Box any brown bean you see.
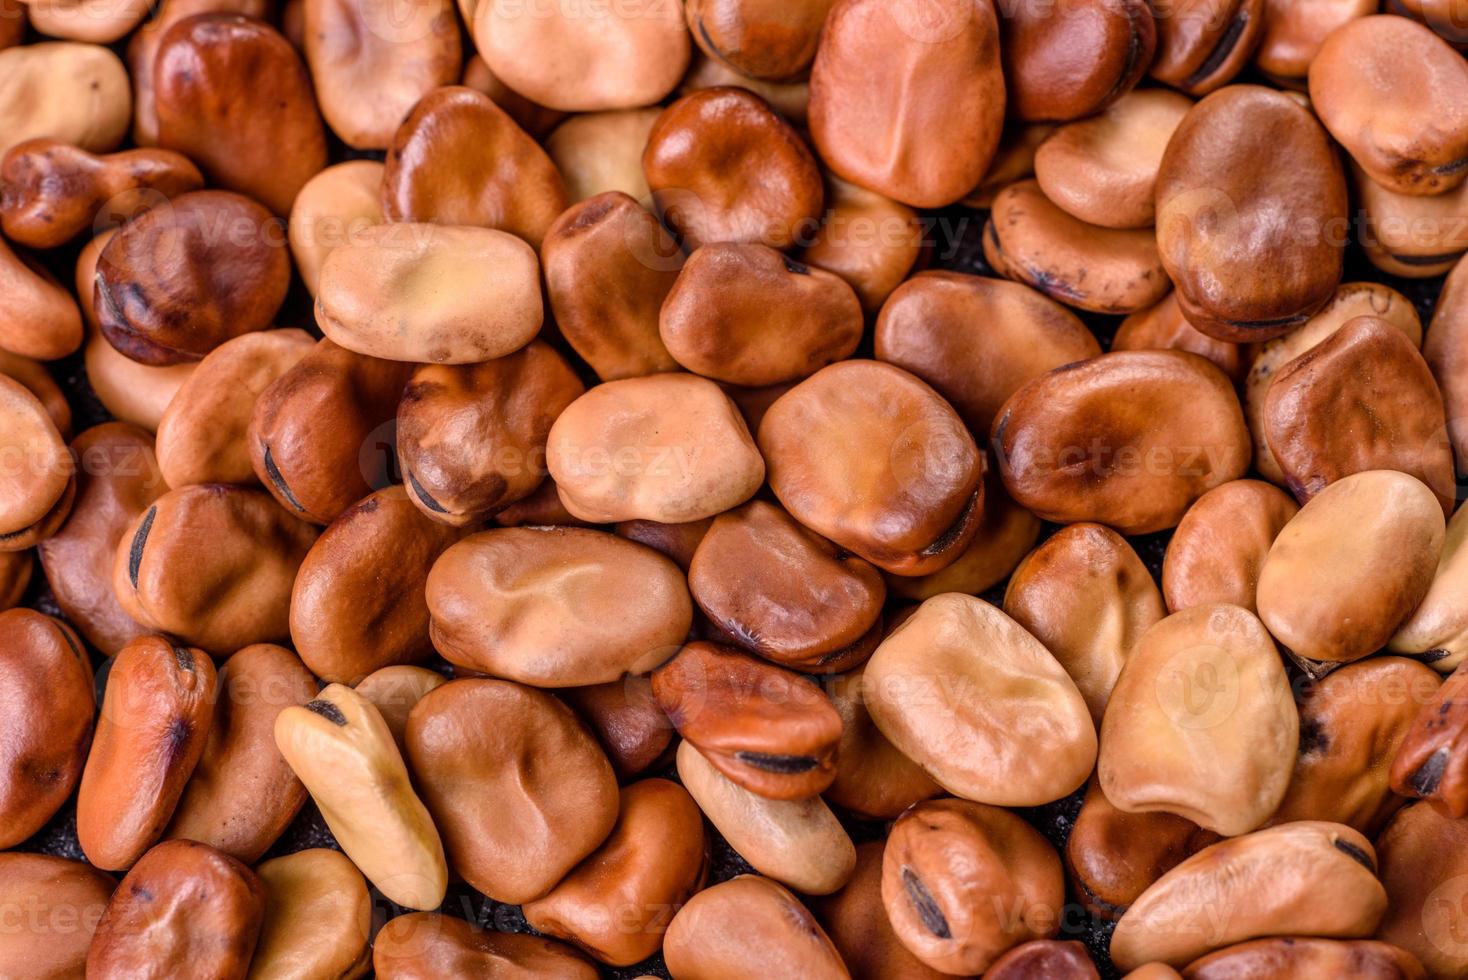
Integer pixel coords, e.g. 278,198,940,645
653,641,843,799
250,849,372,980
354,665,446,753
1066,776,1221,920
382,86,568,250
473,0,689,112
1267,657,1437,834
560,676,676,780
155,329,315,488
248,338,413,525
86,839,264,980
25,0,149,46
988,941,1101,979
1184,938,1425,979
823,666,943,821
663,874,849,979
523,778,708,966
154,15,326,215
548,373,765,524
1264,316,1455,512
113,485,318,654
0,42,130,158
681,50,811,124
95,190,289,366
993,350,1250,534
811,840,951,980
458,54,567,138
0,348,71,438
799,176,923,315
164,643,315,861
546,108,660,204
1005,523,1165,724
0,375,74,553
1248,281,1422,483
1257,470,1444,665
809,0,1004,207
1355,161,1468,278
615,517,712,572
0,853,114,979
0,549,29,611
396,342,584,525
76,636,217,870
541,191,683,382
1100,604,1297,836
287,160,384,296
374,913,598,980
1162,479,1298,614
1390,502,1468,672
0,139,202,249
275,684,447,910
316,223,544,364
760,360,984,575
1000,0,1156,122
865,593,1096,806
685,0,832,80
1149,0,1265,94
289,488,461,684
0,609,93,849
689,501,884,671
875,271,1101,435
1374,802,1468,978
303,0,459,149
427,527,691,686
661,243,862,386
1255,0,1375,86
0,232,82,360
983,179,1169,314
491,475,597,528
1389,660,1468,816
883,798,1064,975
1310,15,1468,195
964,122,1052,208
676,740,855,894
1155,85,1346,341
1113,292,1246,382
644,87,823,251
1423,258,1468,477
36,423,163,654
1110,822,1386,970
405,678,619,903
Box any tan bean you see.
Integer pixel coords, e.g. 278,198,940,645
1424,257,1468,477
663,874,850,979
0,232,82,361
799,176,923,314
1162,480,1298,614
353,665,445,754
0,853,114,979
1113,292,1245,383
0,42,130,157
1374,802,1468,978
373,913,598,979
1183,938,1425,979
1391,502,1468,672
249,849,372,980
545,108,659,204
1355,160,1468,278
287,160,384,296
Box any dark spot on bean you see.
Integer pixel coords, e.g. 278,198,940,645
1182,7,1250,90
735,751,819,774
407,469,450,515
920,489,979,557
173,646,194,672
262,445,308,513
783,257,810,275
305,699,348,726
902,867,952,939
1333,838,1376,872
128,506,156,589
1298,717,1329,755
1409,746,1450,796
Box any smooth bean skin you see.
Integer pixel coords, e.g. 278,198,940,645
0,609,93,849
864,593,1096,807
1099,604,1297,836
291,488,463,684
882,798,1064,975
404,678,619,904
684,0,833,79
1374,802,1468,978
545,108,659,204
86,839,264,980
1162,480,1298,614
1066,776,1220,920
1155,85,1346,342
523,779,708,966
1356,161,1468,278
824,666,943,821
287,160,384,296
1149,0,1264,94
0,853,115,980
1004,523,1165,725
1001,0,1156,123
759,360,984,576
809,0,1005,208
0,234,82,362
112,485,318,654
875,271,1101,436
561,676,676,780
993,350,1250,535
249,849,372,980
1391,502,1468,673
153,15,326,216
36,422,163,655
0,374,74,550
662,875,850,980
1183,939,1425,979
164,643,315,862
812,841,952,980
1269,657,1437,834
1257,470,1444,665
427,527,692,686
374,913,598,980
1255,0,1375,85
677,740,856,895
353,665,446,753
1428,257,1468,477
1111,822,1386,970
800,176,923,315
1113,292,1245,383
0,42,130,158
274,684,447,911
0,550,28,612
547,373,765,525
653,641,843,799
76,637,216,871
396,342,584,526
0,349,71,438
988,941,1101,979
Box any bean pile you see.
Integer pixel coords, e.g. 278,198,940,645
1,0,1468,977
